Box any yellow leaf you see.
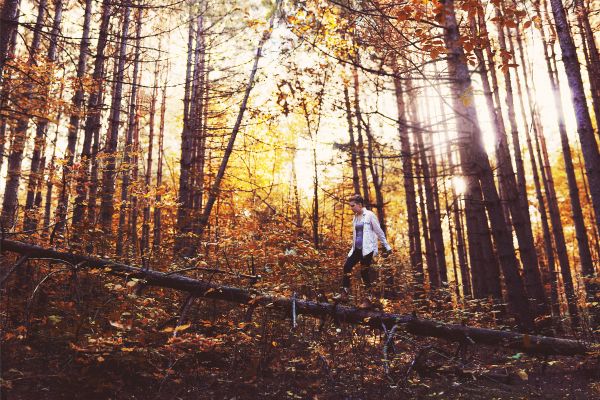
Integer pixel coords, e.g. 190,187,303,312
175,323,191,332
517,369,528,381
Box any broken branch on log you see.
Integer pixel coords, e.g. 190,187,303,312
0,239,596,356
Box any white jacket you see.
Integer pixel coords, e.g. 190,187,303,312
348,209,391,257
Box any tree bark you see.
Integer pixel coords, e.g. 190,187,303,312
116,8,142,256
71,0,111,241
512,21,561,319
473,9,548,316
0,0,20,79
343,81,361,196
53,0,94,235
21,0,49,232
547,0,600,236
442,0,533,330
0,239,594,356
153,77,167,252
2,0,63,230
99,1,131,242
197,0,281,238
392,66,424,294
352,64,371,206
175,10,200,253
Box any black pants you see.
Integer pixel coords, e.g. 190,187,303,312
342,249,374,289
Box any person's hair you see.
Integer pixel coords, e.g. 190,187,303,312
348,194,364,206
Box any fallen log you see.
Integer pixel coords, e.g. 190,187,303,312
1,239,595,356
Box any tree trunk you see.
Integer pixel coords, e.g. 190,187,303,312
71,0,111,241
0,0,20,78
352,64,371,206
533,105,580,327
142,58,160,257
0,239,593,356
547,0,600,236
343,81,361,196
512,21,561,319
364,119,386,234
442,0,533,330
153,77,167,252
573,0,600,136
2,0,63,230
99,1,131,239
21,0,49,232
414,140,438,289
474,9,548,316
410,96,446,286
197,0,281,238
176,11,201,253
392,66,424,294
53,0,93,235
116,8,142,256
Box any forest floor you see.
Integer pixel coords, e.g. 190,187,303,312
2,277,599,399
1,224,599,399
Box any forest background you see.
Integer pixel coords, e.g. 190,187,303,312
1,0,600,398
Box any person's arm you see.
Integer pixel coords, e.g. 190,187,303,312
370,212,391,251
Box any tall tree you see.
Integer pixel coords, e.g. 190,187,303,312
53,0,94,236
547,0,600,236
99,0,132,238
21,0,49,232
2,0,63,230
0,0,20,79
393,66,424,294
441,0,533,330
196,0,281,239
71,0,112,240
116,7,143,256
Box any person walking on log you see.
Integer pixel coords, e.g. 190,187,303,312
335,194,392,307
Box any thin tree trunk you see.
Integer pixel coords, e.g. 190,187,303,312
364,119,386,234
175,10,199,253
442,0,533,330
352,64,371,206
474,8,548,316
411,97,446,286
343,81,361,196
312,145,319,249
512,21,561,319
21,0,49,232
43,129,60,238
0,0,20,79
533,101,580,327
142,58,160,257
573,0,600,136
53,0,93,235
99,1,131,239
414,141,437,289
0,12,19,173
547,0,600,236
116,8,142,256
392,66,424,295
153,77,167,252
2,0,63,230
71,0,111,241
197,0,281,238
129,101,141,257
